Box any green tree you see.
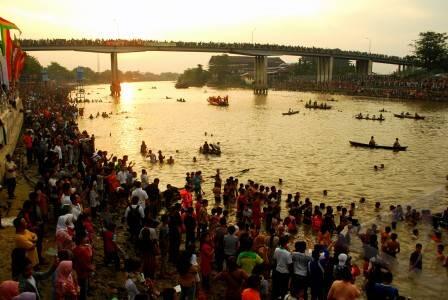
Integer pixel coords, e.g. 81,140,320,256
47,62,72,82
176,64,210,87
412,31,448,72
208,55,231,84
21,55,42,80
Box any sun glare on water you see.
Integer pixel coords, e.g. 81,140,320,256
120,83,134,104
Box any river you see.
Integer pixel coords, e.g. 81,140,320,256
77,81,448,299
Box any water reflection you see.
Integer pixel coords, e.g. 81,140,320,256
120,82,135,105
79,81,448,299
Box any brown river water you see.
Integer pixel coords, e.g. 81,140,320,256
77,81,448,299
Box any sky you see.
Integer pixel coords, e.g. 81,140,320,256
3,0,448,74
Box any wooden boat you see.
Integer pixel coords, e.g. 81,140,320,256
282,110,299,116
355,116,385,121
208,96,229,107
349,141,407,151
393,114,425,120
177,98,186,103
199,143,221,155
305,103,332,110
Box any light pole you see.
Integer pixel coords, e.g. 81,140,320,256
364,37,371,53
251,28,256,45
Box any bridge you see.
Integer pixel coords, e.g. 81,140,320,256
20,39,414,96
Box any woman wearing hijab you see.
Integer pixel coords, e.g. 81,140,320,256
333,253,351,281
14,218,39,268
0,280,20,300
54,261,79,300
56,214,75,251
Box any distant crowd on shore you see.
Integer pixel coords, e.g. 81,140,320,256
272,75,448,101
1,83,448,300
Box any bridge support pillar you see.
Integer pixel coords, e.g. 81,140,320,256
110,52,121,97
253,55,268,95
356,59,373,76
316,56,334,86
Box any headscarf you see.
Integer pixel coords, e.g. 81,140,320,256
338,253,348,267
56,214,74,232
253,234,266,250
12,292,37,300
0,280,19,300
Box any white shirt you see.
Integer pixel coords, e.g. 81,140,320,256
117,170,129,185
53,145,62,159
292,251,312,276
141,174,149,189
131,188,149,209
71,203,82,221
138,227,158,241
273,247,292,274
89,189,99,208
124,204,145,219
61,194,72,207
5,161,17,179
125,278,140,300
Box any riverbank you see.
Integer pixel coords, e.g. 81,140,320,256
0,97,24,180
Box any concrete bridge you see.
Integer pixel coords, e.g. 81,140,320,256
20,39,413,95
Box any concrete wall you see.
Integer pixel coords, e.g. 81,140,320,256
0,97,23,181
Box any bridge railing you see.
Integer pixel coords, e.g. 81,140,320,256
18,38,411,64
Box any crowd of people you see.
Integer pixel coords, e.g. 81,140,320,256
272,75,448,101
0,83,447,300
18,38,408,64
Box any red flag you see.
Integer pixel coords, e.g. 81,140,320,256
12,43,25,81
1,28,12,81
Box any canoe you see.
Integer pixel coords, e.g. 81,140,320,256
282,111,299,115
305,104,332,109
349,141,407,151
393,114,425,120
199,144,221,155
355,116,385,121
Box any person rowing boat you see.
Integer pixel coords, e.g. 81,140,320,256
393,138,401,148
369,136,376,146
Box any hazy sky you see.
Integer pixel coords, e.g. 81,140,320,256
3,0,448,74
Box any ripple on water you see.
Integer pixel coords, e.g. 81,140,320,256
78,82,448,299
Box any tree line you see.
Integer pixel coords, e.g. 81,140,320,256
20,56,179,83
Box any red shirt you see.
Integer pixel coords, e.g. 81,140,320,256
103,230,117,253
72,245,93,279
200,242,214,275
23,135,33,149
242,288,261,300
